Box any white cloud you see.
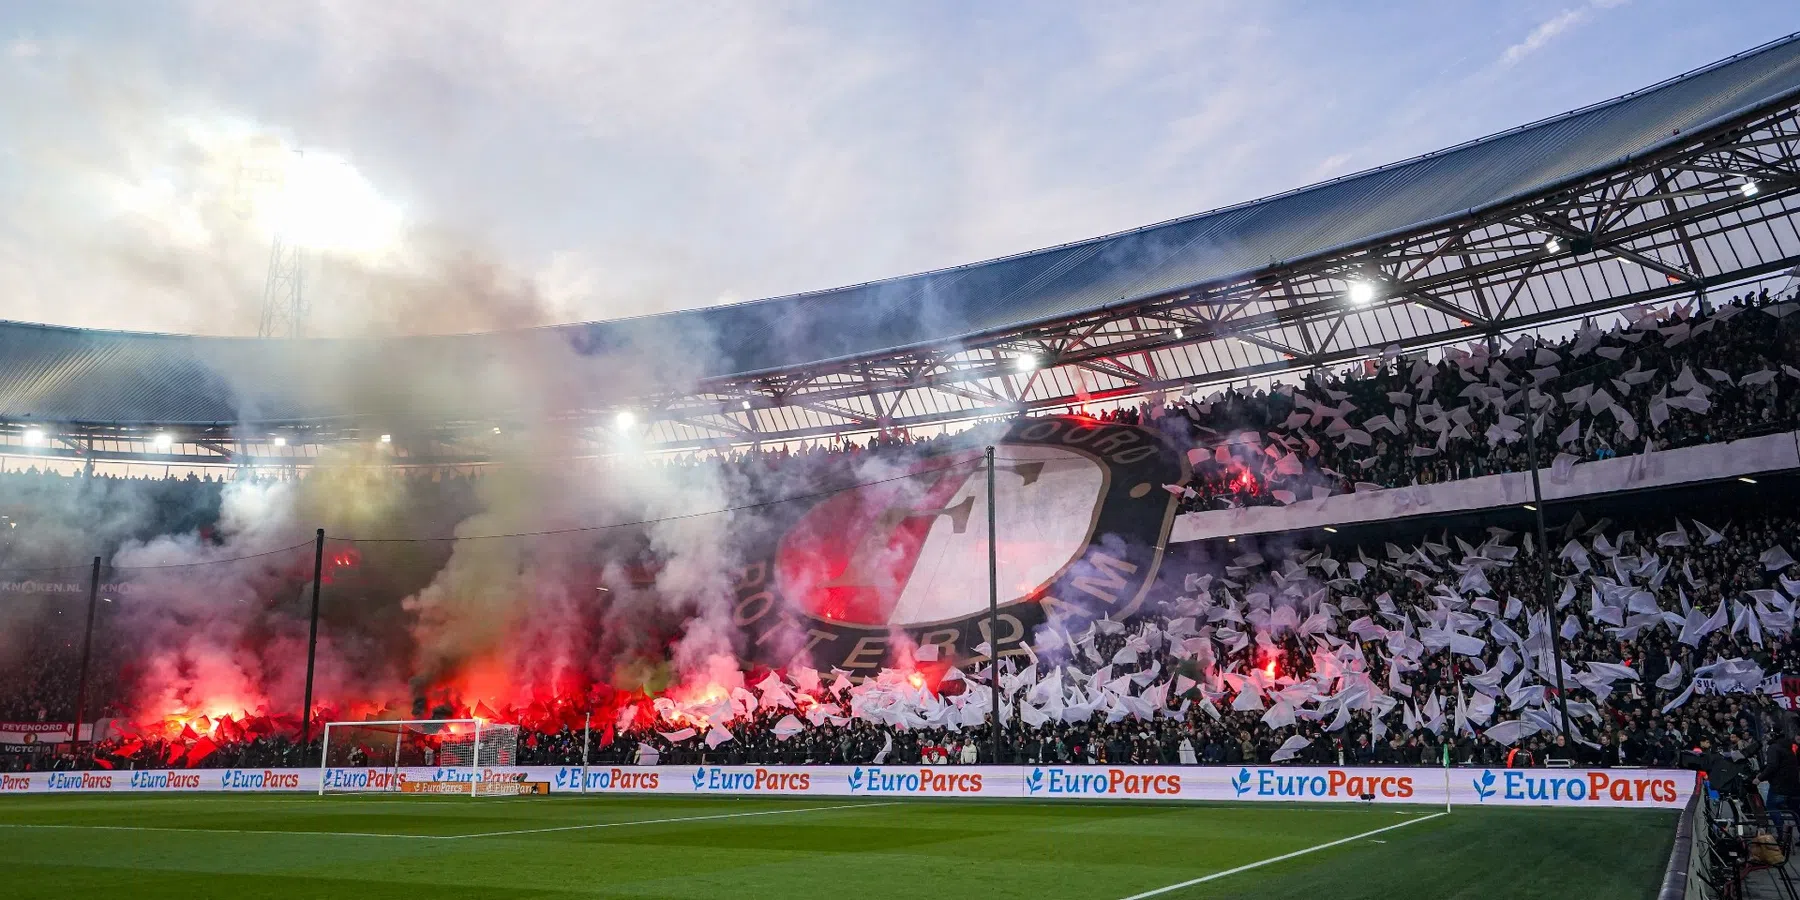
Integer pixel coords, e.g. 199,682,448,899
1497,1,1632,69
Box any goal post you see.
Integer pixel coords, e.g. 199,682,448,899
317,719,521,796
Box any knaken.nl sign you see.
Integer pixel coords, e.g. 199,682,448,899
0,765,1694,809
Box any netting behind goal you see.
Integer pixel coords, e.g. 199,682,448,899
438,723,519,769
320,719,519,795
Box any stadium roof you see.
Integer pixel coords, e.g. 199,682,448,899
4,33,1800,450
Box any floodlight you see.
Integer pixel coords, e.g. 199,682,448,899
153,432,173,450
1011,355,1039,372
1544,238,1560,253
379,434,392,444
1742,181,1760,197
272,436,287,447
1173,327,1185,339
1347,282,1376,305
615,411,636,430
741,400,753,410
22,427,44,446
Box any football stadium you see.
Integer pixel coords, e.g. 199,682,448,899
5,15,1800,900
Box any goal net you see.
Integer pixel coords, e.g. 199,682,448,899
319,719,521,796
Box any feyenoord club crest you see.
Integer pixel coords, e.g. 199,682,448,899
731,415,1187,673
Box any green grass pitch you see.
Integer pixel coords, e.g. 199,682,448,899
0,794,1674,898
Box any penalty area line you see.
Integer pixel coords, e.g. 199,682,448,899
442,800,901,840
1114,811,1448,900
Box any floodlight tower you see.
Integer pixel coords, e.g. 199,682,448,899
257,146,307,339
249,148,398,337
258,233,307,338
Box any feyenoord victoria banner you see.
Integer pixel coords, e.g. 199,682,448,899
0,722,102,745
731,415,1188,673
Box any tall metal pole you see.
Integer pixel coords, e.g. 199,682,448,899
986,445,1001,766
1525,405,1575,748
300,528,325,753
71,556,101,756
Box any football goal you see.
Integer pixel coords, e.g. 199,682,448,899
318,719,522,796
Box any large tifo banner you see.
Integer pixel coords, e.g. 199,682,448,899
0,765,1692,809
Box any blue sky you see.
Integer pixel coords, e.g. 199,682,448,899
0,1,1793,336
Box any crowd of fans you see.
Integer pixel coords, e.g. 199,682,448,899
1141,288,1800,512
3,291,1800,775
515,504,1799,773
11,498,1788,775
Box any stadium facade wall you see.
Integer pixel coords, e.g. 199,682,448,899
1170,428,1800,542
0,765,1693,809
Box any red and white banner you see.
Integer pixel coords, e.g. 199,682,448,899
0,723,77,745
0,764,1694,809
0,720,116,746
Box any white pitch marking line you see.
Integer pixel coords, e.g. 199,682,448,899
441,800,900,840
1115,811,1448,900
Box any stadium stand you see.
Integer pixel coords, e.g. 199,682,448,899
1155,287,1800,512
5,37,1800,800
4,285,1799,775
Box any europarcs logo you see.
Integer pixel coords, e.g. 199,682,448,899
847,766,982,794
1469,769,1680,804
552,767,659,791
688,767,811,792
1230,768,1413,800
1025,767,1181,796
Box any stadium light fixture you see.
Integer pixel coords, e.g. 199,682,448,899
1544,237,1561,253
742,400,753,410
152,432,173,450
1012,355,1040,373
378,433,392,444
1739,476,1759,484
1347,282,1376,305
492,427,502,435
1323,526,1338,534
1742,180,1760,197
1173,327,1185,339
1522,503,1537,511
615,411,637,430
22,427,44,447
